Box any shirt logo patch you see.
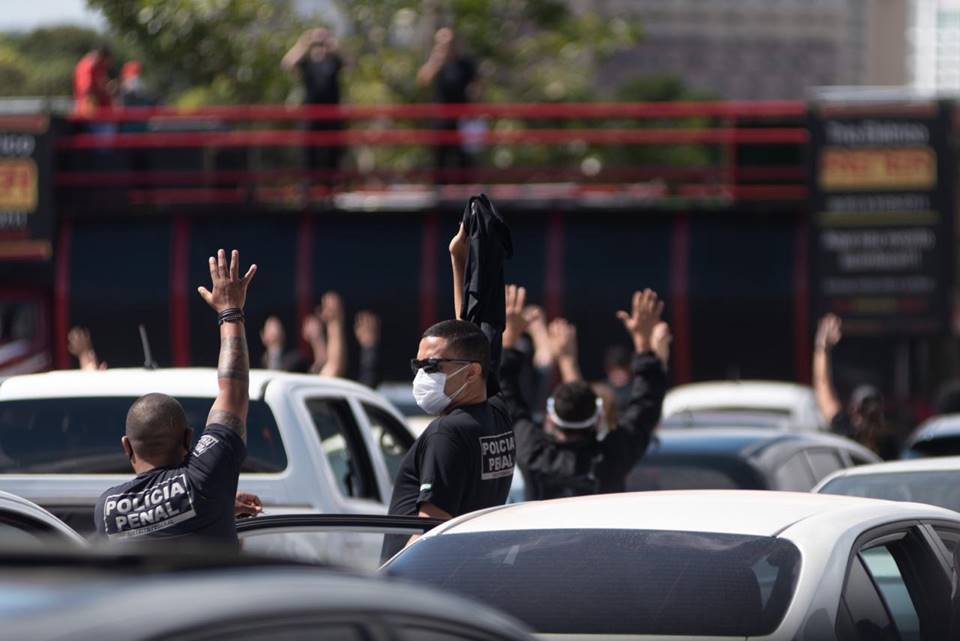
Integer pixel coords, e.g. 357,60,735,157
193,434,220,457
420,483,432,492
479,431,515,480
102,473,197,539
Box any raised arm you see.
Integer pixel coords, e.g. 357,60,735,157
282,29,321,71
813,314,843,422
500,285,534,422
547,318,582,383
449,223,468,319
68,326,105,371
614,290,668,450
318,292,347,378
198,249,256,441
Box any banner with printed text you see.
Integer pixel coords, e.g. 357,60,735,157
809,101,956,335
0,115,54,261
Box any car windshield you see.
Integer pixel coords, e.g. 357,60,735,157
820,470,960,511
0,397,286,473
385,528,801,637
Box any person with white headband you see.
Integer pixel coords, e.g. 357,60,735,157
500,286,668,501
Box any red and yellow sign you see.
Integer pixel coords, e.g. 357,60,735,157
0,159,38,211
818,147,936,191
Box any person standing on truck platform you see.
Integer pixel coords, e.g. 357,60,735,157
381,222,515,561
94,249,260,545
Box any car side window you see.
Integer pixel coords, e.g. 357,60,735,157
836,554,897,641
305,398,379,502
804,448,845,482
361,403,414,481
169,621,369,641
861,545,920,641
398,624,501,641
773,452,816,491
932,526,960,556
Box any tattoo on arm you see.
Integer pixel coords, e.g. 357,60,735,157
206,409,246,438
217,336,249,382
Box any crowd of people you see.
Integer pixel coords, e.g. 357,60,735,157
77,205,924,552
73,26,480,176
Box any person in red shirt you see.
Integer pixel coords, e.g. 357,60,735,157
74,47,115,116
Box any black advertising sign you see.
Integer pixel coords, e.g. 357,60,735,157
809,100,955,335
0,114,54,261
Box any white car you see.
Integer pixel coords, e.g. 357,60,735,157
662,380,823,431
815,456,960,514
0,489,85,546
0,368,414,546
380,491,960,640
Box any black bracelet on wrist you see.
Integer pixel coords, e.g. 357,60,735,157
218,307,245,326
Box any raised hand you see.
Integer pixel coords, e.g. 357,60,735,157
198,249,256,313
354,311,381,349
547,318,578,362
651,321,673,368
815,314,842,351
616,289,664,354
502,284,529,348
67,326,102,371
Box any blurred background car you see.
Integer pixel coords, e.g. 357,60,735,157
662,381,823,431
1,546,536,641
383,491,959,641
901,414,960,459
815,456,960,516
626,428,879,492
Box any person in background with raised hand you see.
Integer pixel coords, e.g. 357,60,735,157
354,310,382,388
813,313,899,459
500,287,668,501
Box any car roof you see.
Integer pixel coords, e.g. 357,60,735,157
816,455,960,487
0,490,86,544
645,427,866,458
429,490,957,539
2,564,533,641
0,368,375,402
661,410,791,430
907,414,960,444
663,380,815,415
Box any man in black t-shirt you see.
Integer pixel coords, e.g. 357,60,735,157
416,28,478,180
94,249,259,545
282,28,344,180
382,225,515,561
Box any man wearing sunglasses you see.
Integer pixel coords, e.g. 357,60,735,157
382,224,515,561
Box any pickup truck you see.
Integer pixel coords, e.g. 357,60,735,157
0,368,415,546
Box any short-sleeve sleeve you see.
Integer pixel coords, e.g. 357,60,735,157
416,432,468,515
185,424,246,499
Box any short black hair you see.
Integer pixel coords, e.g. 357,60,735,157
935,380,960,414
552,381,599,423
96,45,113,58
422,320,489,375
125,393,188,459
604,345,631,372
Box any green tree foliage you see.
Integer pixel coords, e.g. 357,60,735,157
0,25,113,97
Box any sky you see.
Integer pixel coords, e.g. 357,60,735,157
1,0,104,32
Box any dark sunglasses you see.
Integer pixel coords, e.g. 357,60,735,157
410,358,477,375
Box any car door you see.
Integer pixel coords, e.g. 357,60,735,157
350,397,415,503
236,514,446,571
835,523,952,641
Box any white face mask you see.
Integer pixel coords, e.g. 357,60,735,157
413,364,470,415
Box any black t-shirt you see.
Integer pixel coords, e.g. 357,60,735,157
94,424,246,545
298,53,343,105
434,57,477,104
382,398,515,560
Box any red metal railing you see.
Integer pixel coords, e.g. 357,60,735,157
56,101,809,210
